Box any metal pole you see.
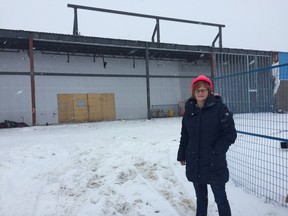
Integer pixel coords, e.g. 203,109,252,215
145,43,151,119
67,4,225,28
67,4,225,46
219,26,223,49
156,18,160,43
246,55,251,113
29,35,36,125
212,32,219,48
152,25,157,42
73,8,79,35
210,49,215,81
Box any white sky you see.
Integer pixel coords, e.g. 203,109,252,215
1,0,288,52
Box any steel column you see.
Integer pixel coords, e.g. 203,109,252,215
145,43,151,119
73,8,79,35
29,35,36,125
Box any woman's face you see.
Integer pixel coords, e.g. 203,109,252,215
194,83,209,103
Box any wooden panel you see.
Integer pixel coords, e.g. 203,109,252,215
101,93,116,121
88,94,102,121
57,93,115,124
73,94,88,122
57,94,74,123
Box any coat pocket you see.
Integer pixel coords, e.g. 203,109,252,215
209,153,227,171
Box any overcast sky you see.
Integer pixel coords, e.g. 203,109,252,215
1,0,287,52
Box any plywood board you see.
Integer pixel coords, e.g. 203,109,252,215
88,94,102,121
57,93,115,124
73,94,88,122
101,94,116,121
57,94,74,123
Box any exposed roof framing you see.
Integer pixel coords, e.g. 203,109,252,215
0,29,272,63
0,29,213,61
67,4,225,48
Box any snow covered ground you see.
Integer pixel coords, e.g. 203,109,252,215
0,117,287,216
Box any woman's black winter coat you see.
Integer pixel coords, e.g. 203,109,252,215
177,94,237,184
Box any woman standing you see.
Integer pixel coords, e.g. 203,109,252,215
177,75,237,216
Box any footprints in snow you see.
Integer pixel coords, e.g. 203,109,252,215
40,147,194,215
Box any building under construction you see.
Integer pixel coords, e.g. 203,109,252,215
0,4,283,126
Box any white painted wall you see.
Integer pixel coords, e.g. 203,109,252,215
0,50,30,72
0,50,210,125
0,51,32,124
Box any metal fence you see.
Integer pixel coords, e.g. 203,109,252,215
213,57,288,207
